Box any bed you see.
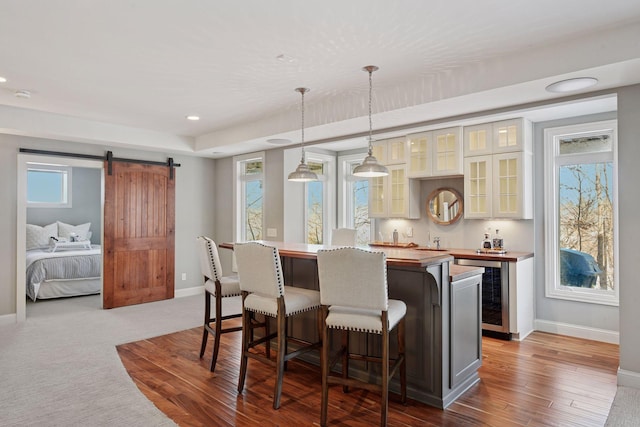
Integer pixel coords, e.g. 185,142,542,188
25,221,102,301
26,246,102,301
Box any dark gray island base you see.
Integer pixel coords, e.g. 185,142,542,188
221,241,483,409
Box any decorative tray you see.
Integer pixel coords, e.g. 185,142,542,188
369,242,418,248
475,248,507,254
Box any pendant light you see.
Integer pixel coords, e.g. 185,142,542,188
288,87,319,182
353,65,389,178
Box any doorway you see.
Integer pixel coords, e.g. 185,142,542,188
16,154,105,321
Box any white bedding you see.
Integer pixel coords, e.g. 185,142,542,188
26,246,102,301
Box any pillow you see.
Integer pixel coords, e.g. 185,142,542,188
57,221,91,241
26,223,58,250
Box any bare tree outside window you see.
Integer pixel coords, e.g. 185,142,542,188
559,162,614,290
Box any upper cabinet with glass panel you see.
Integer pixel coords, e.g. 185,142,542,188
463,118,533,219
464,118,532,156
406,126,463,178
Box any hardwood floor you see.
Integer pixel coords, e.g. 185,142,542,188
117,320,619,426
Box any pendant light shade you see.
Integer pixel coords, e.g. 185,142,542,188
353,65,389,178
288,87,319,182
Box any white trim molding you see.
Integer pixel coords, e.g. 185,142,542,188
617,368,640,389
535,319,619,344
0,313,17,326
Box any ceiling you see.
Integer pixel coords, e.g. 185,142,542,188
1,1,639,158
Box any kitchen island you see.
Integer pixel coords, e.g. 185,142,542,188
220,241,484,409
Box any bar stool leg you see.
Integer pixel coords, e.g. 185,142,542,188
320,306,330,427
210,291,223,372
199,290,210,358
381,312,389,427
237,293,250,394
273,305,286,409
341,330,349,393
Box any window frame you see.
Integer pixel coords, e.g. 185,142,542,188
26,163,73,208
303,152,334,245
233,152,265,242
338,152,375,245
543,120,619,306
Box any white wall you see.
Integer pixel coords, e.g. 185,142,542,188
617,84,640,385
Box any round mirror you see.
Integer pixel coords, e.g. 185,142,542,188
426,188,463,225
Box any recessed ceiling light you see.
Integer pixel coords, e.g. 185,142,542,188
14,90,31,99
0,76,7,83
545,77,598,93
267,138,292,145
186,115,200,121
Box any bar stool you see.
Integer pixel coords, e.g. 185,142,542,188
234,241,322,409
330,228,357,246
196,236,243,372
317,247,407,427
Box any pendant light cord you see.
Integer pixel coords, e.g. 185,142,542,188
368,68,373,155
300,88,306,163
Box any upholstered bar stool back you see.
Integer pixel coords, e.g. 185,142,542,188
317,247,407,427
330,228,357,246
234,242,322,409
196,236,242,372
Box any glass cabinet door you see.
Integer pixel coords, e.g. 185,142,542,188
493,152,522,218
492,118,524,153
389,165,407,217
368,176,386,217
463,123,492,156
464,155,492,218
407,132,431,177
433,127,462,175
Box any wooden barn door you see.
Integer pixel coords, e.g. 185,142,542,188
103,161,175,308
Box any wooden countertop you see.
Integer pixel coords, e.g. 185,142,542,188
219,241,453,268
449,264,485,282
413,247,534,263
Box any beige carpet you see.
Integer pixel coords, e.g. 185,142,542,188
0,293,240,426
606,385,640,426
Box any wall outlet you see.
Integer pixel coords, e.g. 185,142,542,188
181,273,187,281
267,228,277,237
406,227,413,238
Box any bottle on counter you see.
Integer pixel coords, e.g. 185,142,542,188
492,229,503,250
393,229,399,245
482,232,492,249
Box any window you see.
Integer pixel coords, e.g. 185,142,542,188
305,161,325,244
338,153,373,246
27,164,72,208
544,120,618,305
234,153,264,241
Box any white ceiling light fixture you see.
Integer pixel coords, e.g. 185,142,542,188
287,87,318,183
267,138,292,145
353,65,389,178
0,76,7,83
545,77,598,93
186,115,200,121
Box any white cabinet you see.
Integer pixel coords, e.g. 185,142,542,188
372,136,406,165
369,164,420,219
406,126,462,178
463,118,532,219
463,118,531,156
464,151,532,219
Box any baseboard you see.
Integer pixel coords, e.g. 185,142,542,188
175,285,204,298
0,312,17,326
534,319,619,344
618,368,640,388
